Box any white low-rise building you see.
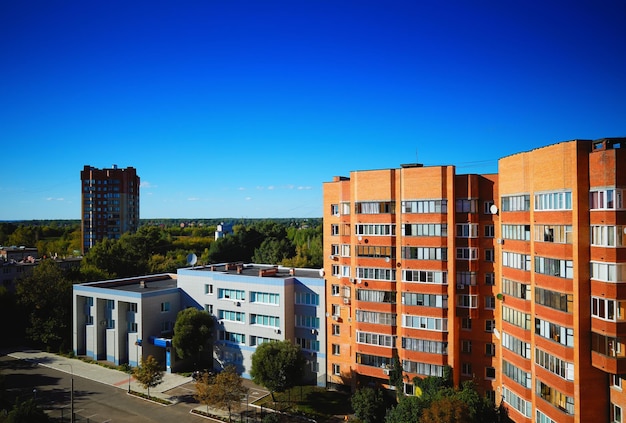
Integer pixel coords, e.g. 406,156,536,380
72,264,327,386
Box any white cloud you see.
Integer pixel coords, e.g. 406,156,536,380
245,197,252,201
238,187,246,191
297,186,313,190
267,186,275,190
45,197,64,201
140,181,156,188
187,197,201,201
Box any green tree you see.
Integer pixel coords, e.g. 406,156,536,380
351,387,386,423
172,307,213,366
250,340,305,401
384,395,425,423
420,396,470,423
15,259,72,349
253,238,295,264
196,365,248,422
2,398,51,423
133,355,164,398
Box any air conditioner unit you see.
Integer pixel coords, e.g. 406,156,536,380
343,298,351,305
234,301,240,306
349,278,355,284
274,328,280,334
496,238,504,244
357,279,362,284
383,369,390,375
311,329,318,335
332,315,339,321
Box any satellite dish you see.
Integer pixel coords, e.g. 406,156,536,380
490,204,499,215
187,253,198,266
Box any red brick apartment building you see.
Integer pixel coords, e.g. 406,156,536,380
81,165,140,254
323,138,625,423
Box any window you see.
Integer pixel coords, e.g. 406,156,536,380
341,202,350,215
296,338,320,351
591,225,626,247
402,360,445,377
402,315,447,331
536,410,557,423
332,344,340,355
536,380,574,415
485,249,494,262
457,271,477,286
484,224,494,237
591,188,624,210
595,297,626,322
612,375,623,390
456,248,478,260
485,272,495,286
251,292,280,304
461,340,472,353
456,199,478,213
503,278,530,300
402,337,445,353
359,289,396,303
332,364,341,376
332,324,340,335
128,322,138,332
402,199,447,214
502,194,530,211
219,310,245,323
485,320,495,332
205,284,213,295
457,295,478,309
456,223,478,238
128,303,137,313
294,315,318,328
485,296,496,310
355,201,395,214
535,191,573,211
331,285,340,296
331,224,339,236
485,367,496,380
502,251,531,271
502,332,531,360
356,267,396,281
613,404,623,423
355,224,396,236
502,306,530,329
403,270,447,284
160,321,171,333
536,318,574,347
484,201,494,214
535,224,573,244
402,293,446,308
535,347,574,381
331,244,339,255
591,262,626,283
592,333,626,357
332,304,340,316
503,387,531,418
403,223,447,237
503,360,531,388
485,343,495,356
219,288,245,301
219,331,245,344
536,287,573,313
161,302,170,312
252,314,280,327
461,318,472,330
330,204,339,215
204,304,213,314
502,224,531,241
355,245,394,258
402,246,447,261
357,310,396,325
461,363,472,376
534,256,574,278
359,331,396,347
295,292,319,305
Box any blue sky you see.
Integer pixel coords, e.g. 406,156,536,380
1,1,624,220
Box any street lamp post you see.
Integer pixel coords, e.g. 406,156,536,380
60,363,74,423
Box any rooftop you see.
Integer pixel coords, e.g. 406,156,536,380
191,263,324,280
80,274,178,293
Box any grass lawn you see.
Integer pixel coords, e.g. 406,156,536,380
254,385,353,422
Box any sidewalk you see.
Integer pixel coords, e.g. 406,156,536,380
3,347,189,402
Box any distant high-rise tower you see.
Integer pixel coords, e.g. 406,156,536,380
81,165,140,254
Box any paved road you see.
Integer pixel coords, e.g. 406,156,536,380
0,355,206,422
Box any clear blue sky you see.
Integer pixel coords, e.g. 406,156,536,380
1,1,624,220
